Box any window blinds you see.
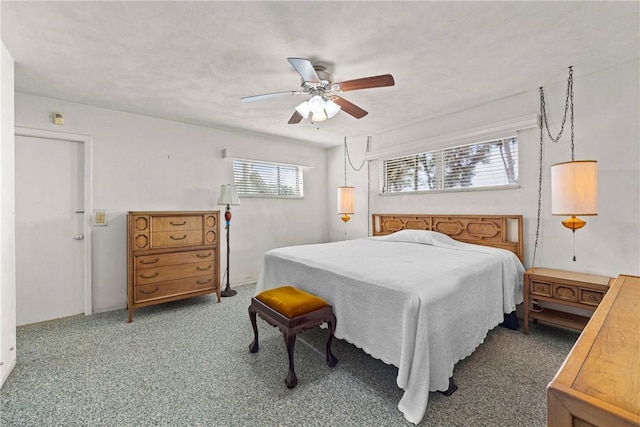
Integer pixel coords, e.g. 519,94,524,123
233,160,304,198
380,137,518,194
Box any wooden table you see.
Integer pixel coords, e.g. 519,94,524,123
547,274,640,427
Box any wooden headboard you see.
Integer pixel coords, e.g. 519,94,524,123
372,214,524,262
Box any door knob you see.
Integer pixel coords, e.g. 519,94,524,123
74,234,85,240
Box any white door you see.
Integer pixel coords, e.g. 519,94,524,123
15,135,85,326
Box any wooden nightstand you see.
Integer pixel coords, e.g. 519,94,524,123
523,268,613,335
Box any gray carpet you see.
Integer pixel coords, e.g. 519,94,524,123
1,283,578,426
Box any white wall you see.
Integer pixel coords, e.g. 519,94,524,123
15,94,328,313
328,61,640,278
0,42,17,387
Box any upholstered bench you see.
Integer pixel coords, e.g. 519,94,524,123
248,286,338,388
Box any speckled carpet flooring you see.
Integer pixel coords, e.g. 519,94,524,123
1,283,578,426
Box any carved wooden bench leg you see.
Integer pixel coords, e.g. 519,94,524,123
284,331,298,388
248,306,259,353
325,315,338,367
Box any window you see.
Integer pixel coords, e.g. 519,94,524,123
233,160,304,198
380,137,518,194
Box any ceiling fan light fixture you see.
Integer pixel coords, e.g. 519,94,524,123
311,110,328,122
294,101,311,119
308,95,326,114
325,99,341,118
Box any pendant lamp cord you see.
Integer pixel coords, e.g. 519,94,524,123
532,113,544,269
532,66,575,267
345,136,369,172
343,138,347,187
343,136,370,235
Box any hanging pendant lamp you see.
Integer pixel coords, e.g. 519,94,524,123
538,66,598,262
551,160,598,231
336,137,370,229
338,137,355,223
337,186,354,223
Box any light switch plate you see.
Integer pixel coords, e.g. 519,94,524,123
93,210,108,226
52,112,64,125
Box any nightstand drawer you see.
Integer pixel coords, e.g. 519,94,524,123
531,280,553,297
579,288,605,306
553,283,578,302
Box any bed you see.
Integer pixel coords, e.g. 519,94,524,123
256,214,525,424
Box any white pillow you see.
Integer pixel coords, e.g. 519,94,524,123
374,229,455,246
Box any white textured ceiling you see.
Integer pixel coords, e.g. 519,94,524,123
2,1,638,148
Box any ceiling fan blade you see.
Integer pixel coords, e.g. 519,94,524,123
288,111,303,124
287,57,320,83
332,96,368,119
241,91,300,103
336,74,395,92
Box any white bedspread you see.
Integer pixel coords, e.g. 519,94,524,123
256,230,524,424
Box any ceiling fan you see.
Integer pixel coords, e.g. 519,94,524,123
241,58,395,124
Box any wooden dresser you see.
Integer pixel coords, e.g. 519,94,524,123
127,211,220,322
547,274,640,427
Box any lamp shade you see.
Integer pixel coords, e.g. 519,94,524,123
217,184,240,206
311,111,328,122
337,186,354,214
325,99,341,118
551,160,597,216
308,95,325,114
295,101,311,119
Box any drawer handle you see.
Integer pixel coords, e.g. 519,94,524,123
196,252,212,258
588,294,597,300
140,258,159,265
140,287,159,295
170,221,187,226
139,272,159,279
197,278,212,285
170,234,187,240
197,265,211,271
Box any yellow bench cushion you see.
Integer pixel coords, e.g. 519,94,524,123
255,286,329,318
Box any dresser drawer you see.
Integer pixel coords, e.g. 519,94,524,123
135,249,214,269
152,215,202,232
579,288,605,306
135,275,216,303
151,230,204,248
135,261,214,285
